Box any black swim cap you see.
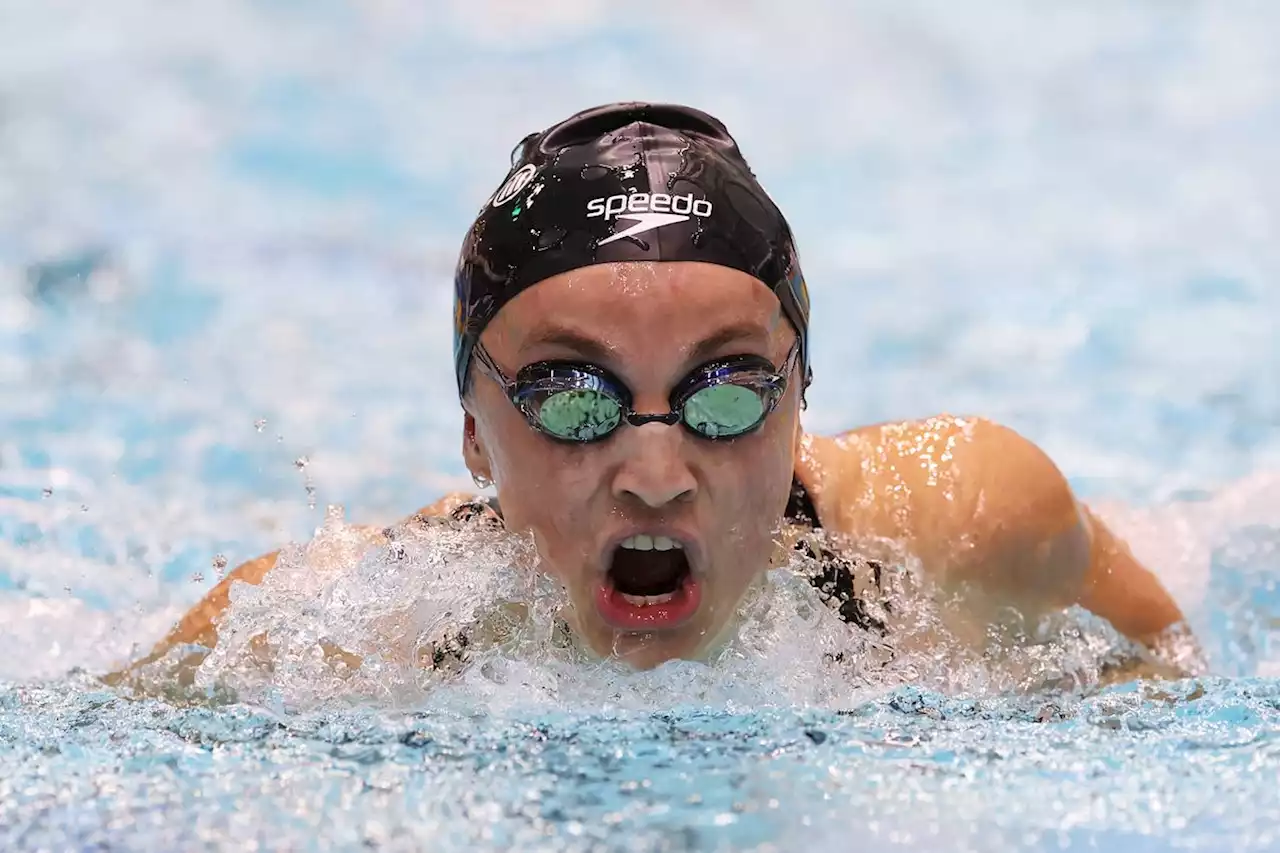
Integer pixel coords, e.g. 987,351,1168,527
452,102,811,396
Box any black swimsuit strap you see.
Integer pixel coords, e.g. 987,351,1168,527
783,475,890,636
446,494,504,527
783,476,821,529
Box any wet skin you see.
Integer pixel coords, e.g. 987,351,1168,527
124,262,1192,677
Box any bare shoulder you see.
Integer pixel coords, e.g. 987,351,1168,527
799,416,1085,590
805,415,1074,515
800,416,1191,653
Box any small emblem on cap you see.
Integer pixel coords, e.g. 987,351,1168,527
491,164,538,208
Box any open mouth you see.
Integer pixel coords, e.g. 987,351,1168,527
594,534,702,630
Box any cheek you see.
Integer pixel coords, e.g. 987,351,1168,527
711,408,798,550
490,435,595,508
475,408,602,565
729,406,798,495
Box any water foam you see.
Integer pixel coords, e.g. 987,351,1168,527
106,502,1208,716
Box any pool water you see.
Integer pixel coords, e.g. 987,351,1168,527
3,1,1280,850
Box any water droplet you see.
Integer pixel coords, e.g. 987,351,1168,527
212,554,228,574
580,164,610,180
294,456,309,470
535,226,567,251
80,505,88,512
522,182,545,211
41,488,52,498
254,418,267,432
191,572,205,583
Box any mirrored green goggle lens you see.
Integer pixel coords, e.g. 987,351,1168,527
535,383,769,441
536,389,622,440
682,384,767,438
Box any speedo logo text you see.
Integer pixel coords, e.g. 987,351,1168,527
586,192,713,246
586,192,713,220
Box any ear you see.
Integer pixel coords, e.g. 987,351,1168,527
461,412,494,484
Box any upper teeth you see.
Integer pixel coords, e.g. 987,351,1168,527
620,534,682,551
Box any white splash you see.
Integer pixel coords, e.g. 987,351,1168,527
123,506,1184,714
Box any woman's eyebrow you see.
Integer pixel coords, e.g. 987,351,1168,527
686,323,772,362
516,326,616,361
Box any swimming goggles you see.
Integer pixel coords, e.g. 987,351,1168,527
471,339,801,443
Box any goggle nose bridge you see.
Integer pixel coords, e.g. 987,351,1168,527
622,411,683,428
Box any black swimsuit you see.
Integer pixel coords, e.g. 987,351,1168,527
784,477,890,636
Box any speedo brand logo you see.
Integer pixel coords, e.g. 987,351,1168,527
586,192,713,246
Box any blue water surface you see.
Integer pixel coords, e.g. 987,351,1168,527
3,2,1280,851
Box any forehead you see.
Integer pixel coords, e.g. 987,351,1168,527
486,262,785,354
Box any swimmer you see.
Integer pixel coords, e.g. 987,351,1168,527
123,102,1201,683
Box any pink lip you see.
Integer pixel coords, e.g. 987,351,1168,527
594,572,702,631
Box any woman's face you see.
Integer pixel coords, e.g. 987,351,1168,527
462,261,803,668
